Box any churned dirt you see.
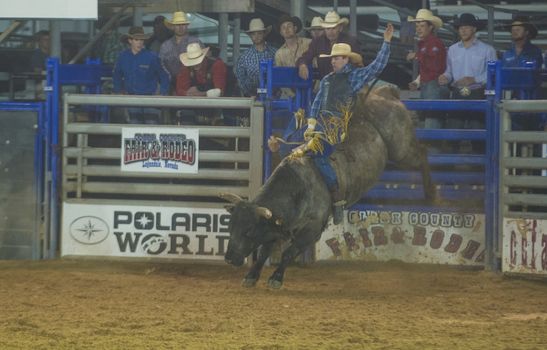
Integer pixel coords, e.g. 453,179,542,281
1,259,546,350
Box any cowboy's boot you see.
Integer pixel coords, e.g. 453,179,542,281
330,189,346,225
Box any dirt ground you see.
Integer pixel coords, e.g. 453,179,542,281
0,259,546,350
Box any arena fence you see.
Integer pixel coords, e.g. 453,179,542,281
499,99,547,275
60,94,263,261
0,102,46,259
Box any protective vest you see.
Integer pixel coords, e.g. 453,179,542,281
320,72,354,117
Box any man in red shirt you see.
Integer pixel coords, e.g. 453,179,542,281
176,42,227,97
407,9,448,129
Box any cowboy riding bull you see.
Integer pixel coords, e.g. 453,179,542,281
220,23,436,288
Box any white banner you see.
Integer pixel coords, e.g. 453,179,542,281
0,0,97,19
62,203,229,261
503,218,547,275
121,127,199,174
317,209,485,265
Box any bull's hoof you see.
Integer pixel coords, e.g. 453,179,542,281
241,278,257,288
267,278,283,289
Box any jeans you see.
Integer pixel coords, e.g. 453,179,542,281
420,80,449,129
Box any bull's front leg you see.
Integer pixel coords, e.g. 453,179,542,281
267,243,303,289
242,241,274,288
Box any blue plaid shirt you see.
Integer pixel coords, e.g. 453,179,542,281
311,41,391,119
234,43,277,96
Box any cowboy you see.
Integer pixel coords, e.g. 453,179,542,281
407,9,448,129
305,16,324,40
296,10,361,81
176,42,227,97
234,18,277,97
439,13,496,131
159,11,202,87
297,24,394,224
502,16,543,69
439,13,496,100
275,14,312,98
113,27,170,123
146,15,173,53
29,30,50,72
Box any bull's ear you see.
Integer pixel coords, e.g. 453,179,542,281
224,205,234,213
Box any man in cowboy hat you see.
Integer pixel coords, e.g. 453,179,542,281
407,9,449,129
305,16,325,40
296,10,360,81
439,13,496,139
176,42,227,97
159,11,202,88
113,27,170,123
275,14,311,98
234,18,277,97
146,15,173,53
502,16,543,69
297,23,394,224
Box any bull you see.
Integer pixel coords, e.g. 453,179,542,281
221,86,436,288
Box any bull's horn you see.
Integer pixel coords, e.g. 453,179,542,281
219,193,243,204
255,206,272,219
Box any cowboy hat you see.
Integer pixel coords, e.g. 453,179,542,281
408,9,443,30
278,14,303,34
453,13,485,30
321,11,349,28
179,42,209,67
120,27,151,43
319,43,363,66
165,11,190,25
305,16,324,30
507,16,538,39
245,18,272,35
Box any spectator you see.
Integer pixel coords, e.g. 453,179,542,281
439,13,496,130
159,11,202,89
502,16,543,69
29,30,50,72
147,15,173,53
113,27,170,124
176,42,227,97
96,20,125,66
296,10,361,81
275,14,311,98
234,18,277,97
407,9,448,129
304,16,324,40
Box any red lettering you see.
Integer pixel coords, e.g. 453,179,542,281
444,233,462,253
343,232,359,251
430,229,445,249
461,240,481,260
371,226,387,246
412,226,427,246
475,249,485,262
325,238,342,257
530,220,537,270
521,236,528,267
542,234,547,271
510,230,517,267
390,227,405,244
359,228,372,248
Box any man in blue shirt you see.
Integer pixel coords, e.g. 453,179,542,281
295,23,393,224
234,18,277,97
502,16,543,69
113,27,170,124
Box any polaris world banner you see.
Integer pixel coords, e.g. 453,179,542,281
62,203,229,261
502,218,547,275
317,209,485,265
121,127,199,174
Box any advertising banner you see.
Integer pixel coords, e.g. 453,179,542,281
503,218,547,275
121,127,199,174
62,203,229,261
317,209,485,266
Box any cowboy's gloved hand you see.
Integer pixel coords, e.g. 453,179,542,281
304,118,317,141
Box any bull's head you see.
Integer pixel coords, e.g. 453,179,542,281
219,193,278,267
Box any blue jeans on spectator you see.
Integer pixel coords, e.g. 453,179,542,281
421,80,449,129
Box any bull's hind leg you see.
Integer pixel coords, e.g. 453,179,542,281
396,140,437,201
242,241,274,288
